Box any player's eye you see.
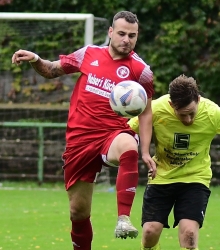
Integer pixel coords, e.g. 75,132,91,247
129,34,136,39
118,32,125,36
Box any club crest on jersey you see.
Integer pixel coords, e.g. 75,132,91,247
116,66,130,78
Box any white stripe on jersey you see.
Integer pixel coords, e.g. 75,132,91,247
132,53,149,66
87,45,108,49
73,46,87,68
131,53,153,83
139,70,153,85
74,45,107,67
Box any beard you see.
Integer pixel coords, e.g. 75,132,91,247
110,42,133,56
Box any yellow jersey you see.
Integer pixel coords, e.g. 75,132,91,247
128,94,220,187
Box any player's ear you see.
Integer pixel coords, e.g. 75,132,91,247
108,27,113,39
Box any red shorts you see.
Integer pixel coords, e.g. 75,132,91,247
62,129,138,190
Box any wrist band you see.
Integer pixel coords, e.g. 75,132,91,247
29,53,39,63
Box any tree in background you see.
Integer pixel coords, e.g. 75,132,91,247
132,0,220,102
1,0,220,103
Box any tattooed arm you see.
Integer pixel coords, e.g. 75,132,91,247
12,49,65,79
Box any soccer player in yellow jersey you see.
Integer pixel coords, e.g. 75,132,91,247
128,74,220,250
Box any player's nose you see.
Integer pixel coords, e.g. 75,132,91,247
123,35,130,43
182,116,193,125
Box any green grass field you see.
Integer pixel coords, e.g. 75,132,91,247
0,182,219,250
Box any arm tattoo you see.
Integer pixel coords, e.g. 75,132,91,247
31,59,64,79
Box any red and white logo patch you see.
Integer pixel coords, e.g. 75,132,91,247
116,66,130,78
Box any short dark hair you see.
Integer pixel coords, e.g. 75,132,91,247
112,11,139,27
169,74,199,110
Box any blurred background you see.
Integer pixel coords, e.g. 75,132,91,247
0,0,220,186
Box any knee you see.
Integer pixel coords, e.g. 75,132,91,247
143,227,157,238
143,222,162,239
116,133,138,153
182,229,197,247
70,202,90,221
179,219,199,248
142,223,162,248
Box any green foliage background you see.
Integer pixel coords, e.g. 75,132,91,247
1,0,220,103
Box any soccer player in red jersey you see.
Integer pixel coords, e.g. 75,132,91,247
12,11,156,250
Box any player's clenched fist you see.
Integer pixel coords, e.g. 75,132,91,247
12,49,37,65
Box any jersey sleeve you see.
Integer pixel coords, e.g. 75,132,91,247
139,65,154,99
127,116,139,134
131,52,154,99
59,46,88,74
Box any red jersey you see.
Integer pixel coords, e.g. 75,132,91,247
60,45,154,145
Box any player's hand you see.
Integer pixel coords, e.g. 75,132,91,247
142,153,157,179
12,49,36,65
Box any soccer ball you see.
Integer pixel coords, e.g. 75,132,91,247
109,80,147,118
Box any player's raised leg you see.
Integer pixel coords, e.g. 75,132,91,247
107,132,139,239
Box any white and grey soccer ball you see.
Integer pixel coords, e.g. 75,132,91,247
109,80,148,118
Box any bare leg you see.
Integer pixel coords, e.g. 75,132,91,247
141,222,163,249
178,219,199,249
67,180,94,250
